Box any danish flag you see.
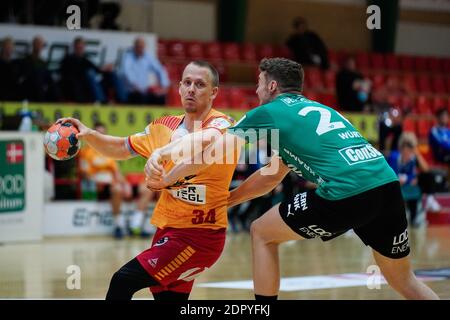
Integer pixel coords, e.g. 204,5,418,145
6,143,24,164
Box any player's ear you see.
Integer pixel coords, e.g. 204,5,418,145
211,86,219,100
269,80,278,93
178,81,182,96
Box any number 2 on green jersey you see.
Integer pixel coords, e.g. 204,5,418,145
298,106,350,136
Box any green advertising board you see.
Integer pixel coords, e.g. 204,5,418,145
0,139,25,213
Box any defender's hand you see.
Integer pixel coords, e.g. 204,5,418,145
145,151,165,177
145,174,169,191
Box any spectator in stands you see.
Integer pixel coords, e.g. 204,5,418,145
60,37,124,103
119,37,170,105
99,2,122,30
388,132,429,227
336,56,371,112
0,37,19,101
285,17,329,69
429,108,450,164
79,122,132,239
16,35,59,102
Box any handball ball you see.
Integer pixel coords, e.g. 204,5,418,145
44,122,81,161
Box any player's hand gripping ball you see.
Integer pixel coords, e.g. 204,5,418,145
44,122,81,160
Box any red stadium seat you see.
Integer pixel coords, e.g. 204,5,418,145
168,41,187,59
327,50,339,69
432,96,447,113
417,75,431,93
166,85,182,107
258,44,276,60
444,58,450,74
304,91,319,101
416,119,432,139
214,87,230,108
385,74,401,90
229,87,249,110
387,94,401,109
355,52,370,70
157,40,169,59
370,53,385,70
277,46,292,59
304,68,323,90
164,63,182,82
432,76,447,94
186,41,205,59
370,74,385,91
212,62,228,83
402,74,417,93
414,56,428,72
415,95,432,115
223,43,241,61
319,93,338,110
323,70,336,91
204,42,222,61
399,55,414,71
428,57,442,73
400,95,415,113
241,43,258,63
402,118,416,133
385,54,400,70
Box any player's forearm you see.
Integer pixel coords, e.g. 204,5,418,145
164,162,210,187
228,157,289,207
83,130,131,160
228,170,286,207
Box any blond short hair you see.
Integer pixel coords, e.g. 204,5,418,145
398,132,418,149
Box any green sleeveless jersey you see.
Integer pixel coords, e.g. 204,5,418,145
230,93,397,200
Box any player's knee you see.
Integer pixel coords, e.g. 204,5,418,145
382,268,415,289
250,219,269,243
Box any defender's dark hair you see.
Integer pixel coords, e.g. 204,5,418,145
189,60,219,87
259,58,304,92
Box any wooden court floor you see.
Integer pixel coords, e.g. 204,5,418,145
0,226,449,300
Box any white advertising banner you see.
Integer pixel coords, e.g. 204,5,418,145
0,24,157,68
44,201,153,236
0,132,44,242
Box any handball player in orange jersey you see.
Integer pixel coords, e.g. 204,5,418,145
57,61,238,300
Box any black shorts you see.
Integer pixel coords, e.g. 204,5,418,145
279,181,410,259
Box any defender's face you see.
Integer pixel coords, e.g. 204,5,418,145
179,64,218,114
256,71,273,105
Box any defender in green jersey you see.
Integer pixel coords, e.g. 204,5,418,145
143,58,439,301
227,58,439,300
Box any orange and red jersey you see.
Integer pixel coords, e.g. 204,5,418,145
126,108,238,230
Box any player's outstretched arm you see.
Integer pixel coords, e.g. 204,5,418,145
228,156,290,208
145,132,244,190
56,117,132,160
144,128,230,177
